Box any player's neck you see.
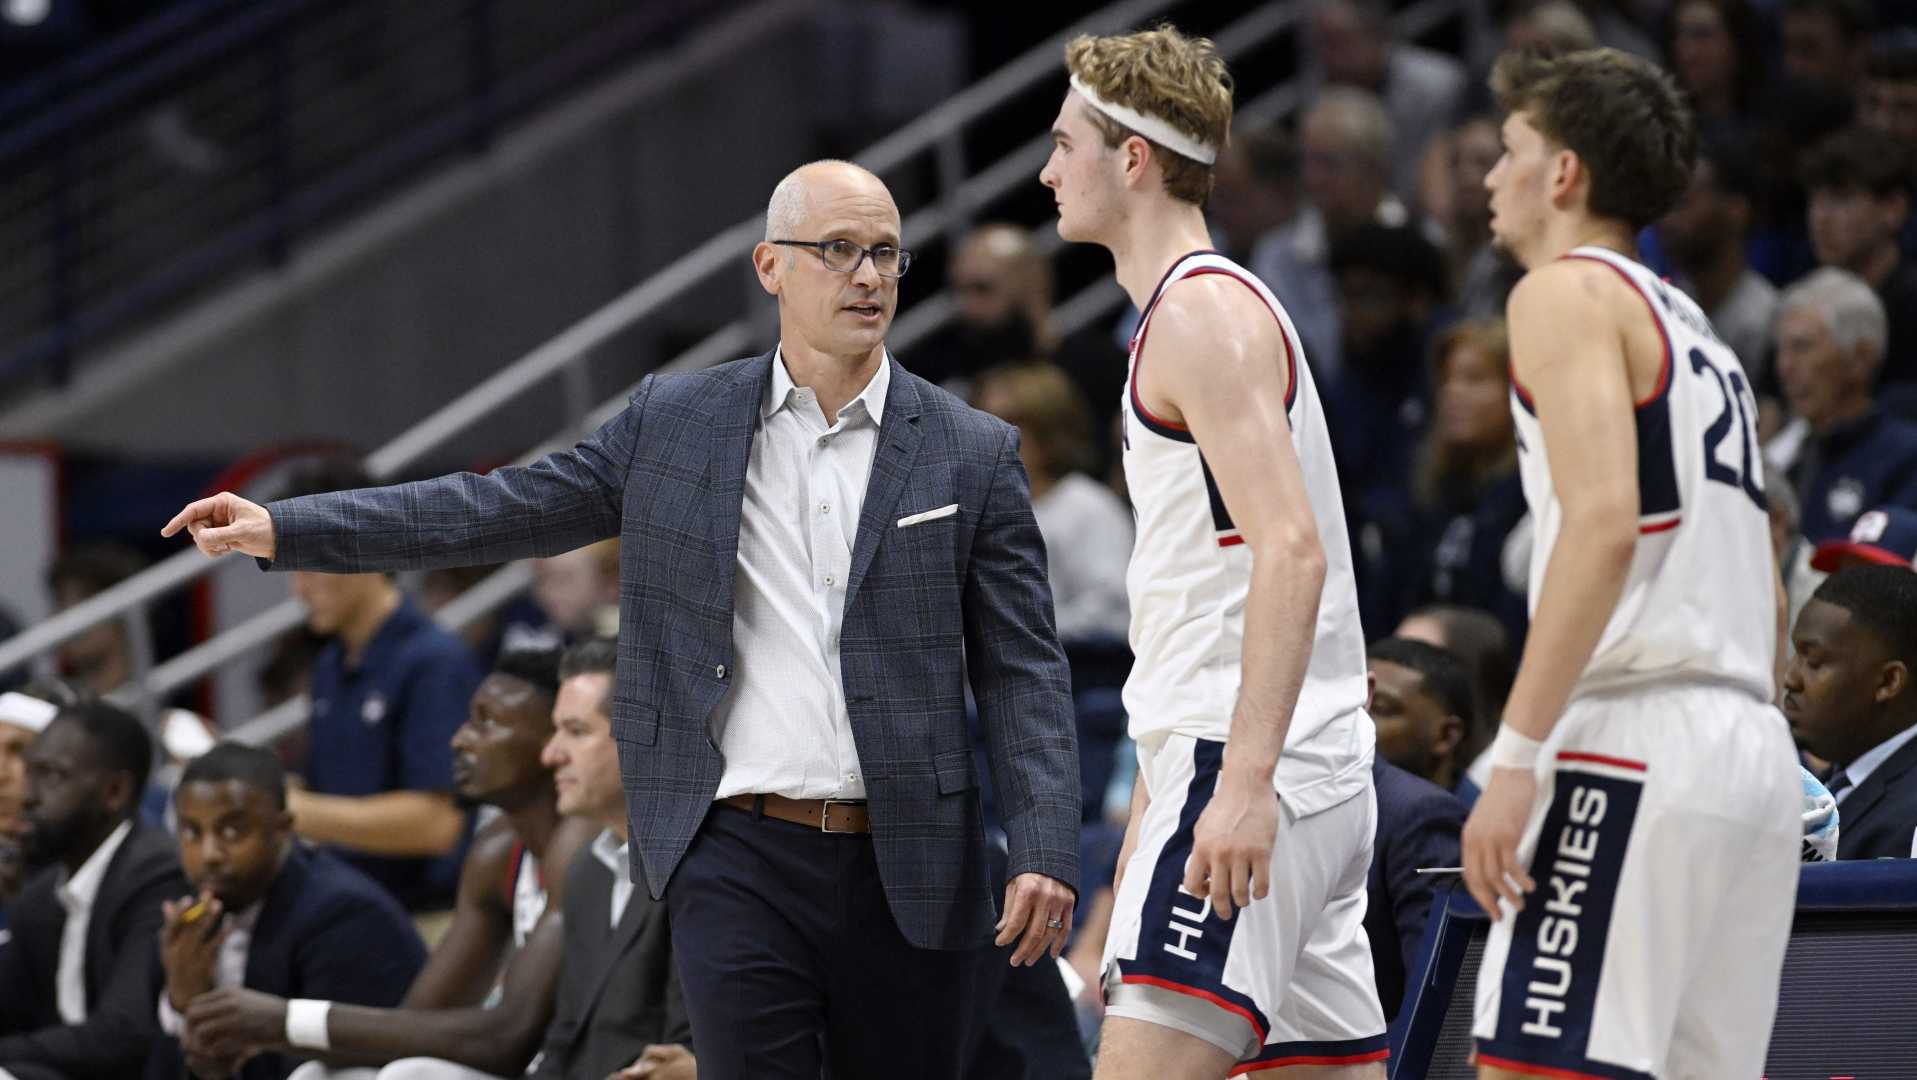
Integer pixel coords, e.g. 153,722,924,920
1110,200,1215,312
1525,217,1637,269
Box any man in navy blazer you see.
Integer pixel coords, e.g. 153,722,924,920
148,743,425,1080
165,160,1081,1080
0,703,187,1080
1784,565,1917,859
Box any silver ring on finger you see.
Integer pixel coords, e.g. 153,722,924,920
1046,917,1063,929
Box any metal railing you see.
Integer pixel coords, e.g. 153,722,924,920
0,0,725,387
0,0,1482,745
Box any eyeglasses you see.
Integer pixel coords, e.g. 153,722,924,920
772,238,913,278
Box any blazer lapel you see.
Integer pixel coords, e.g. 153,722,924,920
710,351,775,612
244,847,309,993
845,361,924,605
1841,732,1917,838
570,874,663,1044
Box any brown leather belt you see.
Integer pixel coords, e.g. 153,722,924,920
720,793,871,833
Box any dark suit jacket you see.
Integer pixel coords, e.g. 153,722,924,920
144,845,428,1080
0,819,186,1080
530,837,688,1080
1364,758,1463,1024
266,351,1081,949
1836,731,1917,861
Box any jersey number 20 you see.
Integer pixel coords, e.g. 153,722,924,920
1689,347,1766,512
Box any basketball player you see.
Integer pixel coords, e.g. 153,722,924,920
1463,48,1802,1079
1041,27,1387,1080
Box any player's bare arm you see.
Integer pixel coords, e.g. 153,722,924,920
1462,260,1642,919
1139,278,1320,921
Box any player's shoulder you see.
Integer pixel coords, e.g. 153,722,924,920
1150,272,1281,355
1508,257,1625,311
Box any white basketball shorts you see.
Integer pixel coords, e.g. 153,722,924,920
1101,732,1389,1073
1471,684,1802,1079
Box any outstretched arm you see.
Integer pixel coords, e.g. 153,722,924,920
163,377,656,570
1462,263,1640,919
1142,278,1322,923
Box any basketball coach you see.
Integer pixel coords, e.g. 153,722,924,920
165,159,1081,1080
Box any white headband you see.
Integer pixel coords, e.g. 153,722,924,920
1069,74,1218,166
0,692,56,735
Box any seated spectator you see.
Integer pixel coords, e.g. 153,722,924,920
1768,269,1917,542
973,364,1131,644
1253,87,1411,377
182,646,597,1079
530,540,620,642
911,223,1126,437
1308,0,1465,205
1802,127,1917,387
1863,43,1917,148
1658,132,1778,388
44,542,148,696
1364,752,1462,1028
1366,637,1478,806
1419,114,1520,319
1780,0,1874,103
1665,0,1766,142
0,702,187,1080
277,460,485,910
1401,319,1528,640
1782,565,1917,859
1323,222,1448,630
0,693,57,927
149,744,426,1080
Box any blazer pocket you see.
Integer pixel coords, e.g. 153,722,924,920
897,503,959,528
616,702,659,746
934,748,979,794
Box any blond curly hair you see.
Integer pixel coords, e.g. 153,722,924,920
1065,25,1234,205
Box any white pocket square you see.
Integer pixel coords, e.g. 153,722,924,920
896,503,959,528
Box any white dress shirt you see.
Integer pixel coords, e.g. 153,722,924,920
1833,722,1917,805
591,829,635,929
157,903,261,1035
711,349,889,802
54,819,133,1024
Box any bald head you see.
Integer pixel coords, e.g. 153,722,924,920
764,160,896,242
952,222,1053,329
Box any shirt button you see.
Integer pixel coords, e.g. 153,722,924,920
847,772,859,783
823,575,835,587
715,664,727,679
820,502,830,514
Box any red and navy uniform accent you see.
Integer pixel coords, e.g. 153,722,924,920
1129,252,1298,547
1230,1035,1390,1074
1477,755,1649,1080
1114,739,1275,1045
1510,257,1681,535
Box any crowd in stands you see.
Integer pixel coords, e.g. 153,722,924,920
3,1,1917,1076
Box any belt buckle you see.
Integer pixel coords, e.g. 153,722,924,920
818,799,857,833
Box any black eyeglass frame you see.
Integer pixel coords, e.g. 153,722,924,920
770,238,914,278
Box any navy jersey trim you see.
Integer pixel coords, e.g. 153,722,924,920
1127,252,1294,445
1198,452,1243,548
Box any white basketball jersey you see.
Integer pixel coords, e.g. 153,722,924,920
1513,246,1775,702
1121,251,1370,809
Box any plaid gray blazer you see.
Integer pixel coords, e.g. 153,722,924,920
266,351,1081,949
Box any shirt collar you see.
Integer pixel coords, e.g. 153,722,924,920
57,819,133,914
1840,721,1917,794
589,827,629,877
762,346,891,428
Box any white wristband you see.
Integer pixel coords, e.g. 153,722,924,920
1488,725,1543,771
284,999,331,1051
